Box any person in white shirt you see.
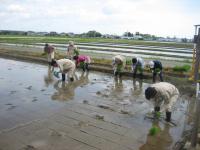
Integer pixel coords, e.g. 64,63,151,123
51,59,76,82
145,82,179,122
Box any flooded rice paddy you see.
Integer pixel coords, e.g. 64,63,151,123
0,58,193,150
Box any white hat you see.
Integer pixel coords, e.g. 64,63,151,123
149,61,154,68
69,41,74,46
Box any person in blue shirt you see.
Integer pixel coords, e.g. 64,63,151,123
149,60,164,83
132,57,145,79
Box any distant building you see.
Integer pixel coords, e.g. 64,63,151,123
60,32,67,36
67,32,75,37
27,31,36,36
102,34,120,39
133,35,143,40
121,35,143,40
37,32,48,36
49,32,58,36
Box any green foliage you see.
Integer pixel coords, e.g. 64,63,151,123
149,126,160,136
155,112,161,118
85,30,102,37
172,65,191,72
126,59,132,65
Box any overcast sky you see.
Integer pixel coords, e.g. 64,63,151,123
0,0,199,38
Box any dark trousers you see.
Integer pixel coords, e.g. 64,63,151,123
153,71,163,83
62,74,65,81
83,63,89,72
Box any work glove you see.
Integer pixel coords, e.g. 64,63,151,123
131,65,136,72
53,71,60,78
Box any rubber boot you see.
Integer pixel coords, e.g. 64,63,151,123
62,74,65,81
165,111,171,122
119,72,122,78
85,63,89,71
82,67,85,72
139,73,143,79
154,107,160,112
114,71,118,76
133,72,136,79
153,73,156,83
133,68,137,78
159,72,164,82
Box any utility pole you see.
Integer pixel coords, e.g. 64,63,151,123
191,24,200,148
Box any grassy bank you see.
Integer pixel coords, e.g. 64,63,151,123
0,35,193,49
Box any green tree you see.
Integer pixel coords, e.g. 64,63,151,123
86,30,102,37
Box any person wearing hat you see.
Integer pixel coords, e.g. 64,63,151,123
149,60,163,83
51,59,76,82
132,57,145,79
73,55,91,72
44,43,55,65
145,82,179,122
66,41,79,59
112,55,126,77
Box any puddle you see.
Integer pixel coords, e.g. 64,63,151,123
0,58,194,150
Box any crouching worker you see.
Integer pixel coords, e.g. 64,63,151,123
112,55,126,77
44,43,55,65
51,59,75,82
145,82,179,122
149,60,163,83
73,55,91,72
132,57,145,79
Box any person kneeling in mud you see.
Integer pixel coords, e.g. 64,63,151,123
112,55,126,77
73,55,91,72
51,59,76,82
132,57,145,79
145,82,179,122
149,60,163,83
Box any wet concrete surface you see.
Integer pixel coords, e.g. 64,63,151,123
0,58,194,150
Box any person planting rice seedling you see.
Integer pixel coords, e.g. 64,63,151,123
51,59,76,82
112,55,126,78
132,57,145,79
73,55,91,72
145,82,179,123
149,60,164,83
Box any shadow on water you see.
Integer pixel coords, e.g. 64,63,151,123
0,58,195,150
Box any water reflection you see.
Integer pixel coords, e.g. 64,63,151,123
107,77,125,100
113,77,124,93
140,121,173,150
44,66,54,87
51,72,90,101
131,79,143,100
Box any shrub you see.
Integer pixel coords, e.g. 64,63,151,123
172,65,191,72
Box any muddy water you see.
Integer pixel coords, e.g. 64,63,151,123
0,58,193,150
